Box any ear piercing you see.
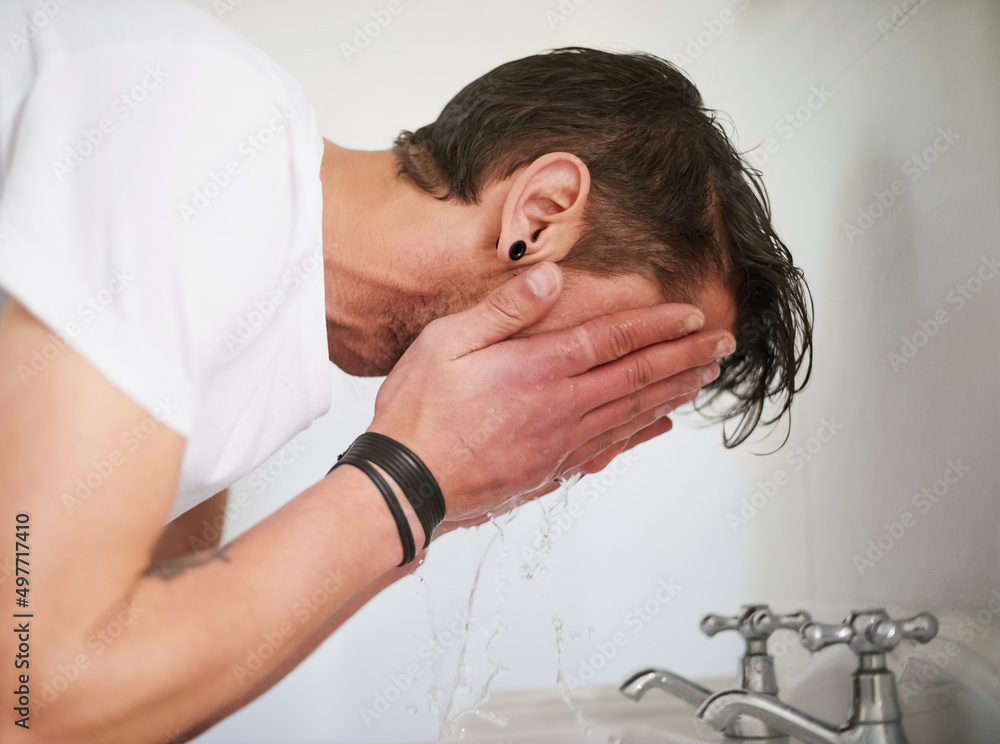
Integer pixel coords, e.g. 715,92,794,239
509,240,527,261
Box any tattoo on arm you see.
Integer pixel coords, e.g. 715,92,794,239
145,544,232,581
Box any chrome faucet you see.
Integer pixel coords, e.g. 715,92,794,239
620,604,810,738
696,609,939,744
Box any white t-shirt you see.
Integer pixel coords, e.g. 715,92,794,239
0,0,332,520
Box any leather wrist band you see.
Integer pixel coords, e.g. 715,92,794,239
326,432,446,564
328,451,416,566
345,433,444,549
367,432,445,539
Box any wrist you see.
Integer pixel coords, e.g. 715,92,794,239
320,465,425,578
339,431,445,554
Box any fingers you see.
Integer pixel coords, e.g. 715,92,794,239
550,303,707,377
623,415,677,451
576,415,675,475
571,327,733,414
577,439,631,475
436,262,564,358
562,388,698,472
574,358,718,445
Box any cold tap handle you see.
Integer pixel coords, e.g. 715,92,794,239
869,612,939,650
801,609,939,655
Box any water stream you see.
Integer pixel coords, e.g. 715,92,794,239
427,480,603,740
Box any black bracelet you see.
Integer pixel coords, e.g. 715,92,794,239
329,432,446,553
346,434,443,548
329,452,416,567
355,432,445,541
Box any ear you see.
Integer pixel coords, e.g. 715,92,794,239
497,152,591,265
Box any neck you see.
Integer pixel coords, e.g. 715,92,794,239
318,140,507,376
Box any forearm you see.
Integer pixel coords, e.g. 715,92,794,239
33,466,420,744
195,553,422,738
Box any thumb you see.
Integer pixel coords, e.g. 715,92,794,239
443,262,563,357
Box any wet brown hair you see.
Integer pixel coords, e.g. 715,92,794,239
393,47,813,448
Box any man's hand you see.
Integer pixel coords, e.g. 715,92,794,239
369,262,734,522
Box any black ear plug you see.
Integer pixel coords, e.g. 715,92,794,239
509,240,527,261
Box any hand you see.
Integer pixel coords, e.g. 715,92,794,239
431,388,699,536
369,262,733,522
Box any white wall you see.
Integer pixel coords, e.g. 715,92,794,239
176,0,1000,741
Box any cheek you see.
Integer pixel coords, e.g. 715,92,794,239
515,304,575,337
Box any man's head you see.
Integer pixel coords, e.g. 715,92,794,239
388,47,813,447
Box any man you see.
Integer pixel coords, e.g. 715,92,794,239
0,1,811,741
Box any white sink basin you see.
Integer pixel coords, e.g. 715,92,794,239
374,645,1000,744
427,682,726,744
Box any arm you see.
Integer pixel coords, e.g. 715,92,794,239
1,264,731,743
0,299,424,743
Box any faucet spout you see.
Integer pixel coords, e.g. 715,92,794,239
619,669,713,707
697,690,848,744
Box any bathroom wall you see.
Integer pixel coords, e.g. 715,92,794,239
173,0,1000,741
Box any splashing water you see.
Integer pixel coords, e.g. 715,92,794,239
431,514,516,741
519,481,573,580
427,478,590,740
552,615,586,726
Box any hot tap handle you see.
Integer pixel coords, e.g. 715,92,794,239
701,605,811,641
700,613,741,637
869,612,939,650
801,609,939,655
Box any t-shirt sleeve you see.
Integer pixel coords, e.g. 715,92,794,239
0,42,305,436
